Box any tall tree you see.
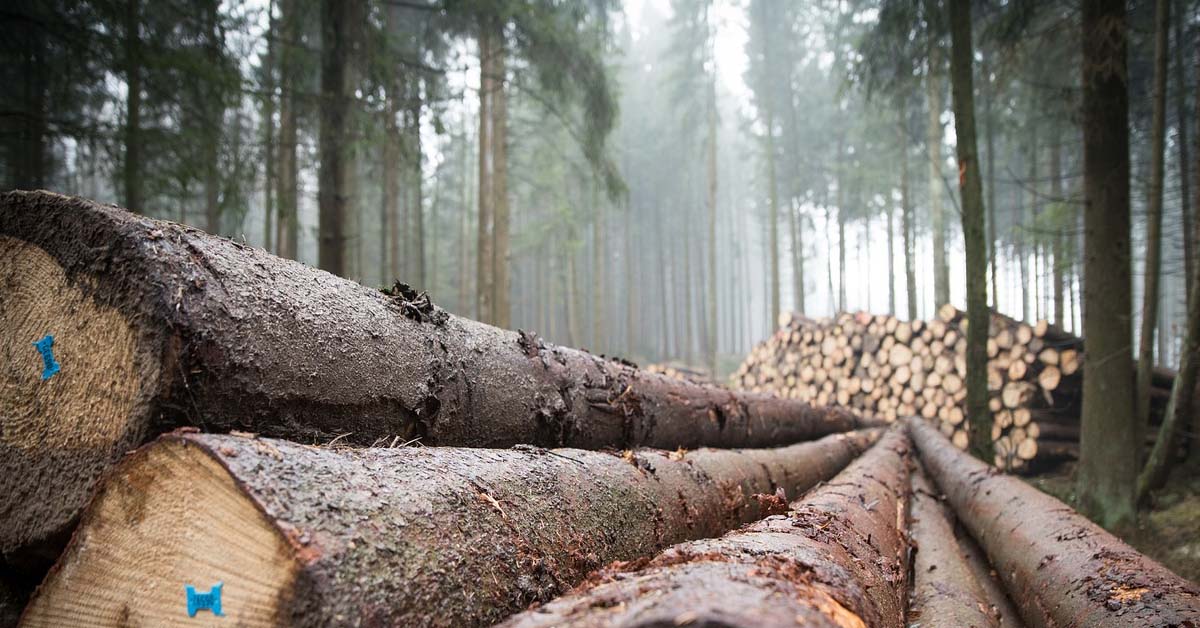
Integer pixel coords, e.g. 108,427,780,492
275,0,300,260
947,0,991,463
1136,0,1170,449
124,0,142,214
925,0,948,310
1077,0,1136,530
316,0,362,275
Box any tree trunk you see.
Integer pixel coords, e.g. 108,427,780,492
499,427,913,628
410,101,427,289
592,192,606,352
317,0,360,276
908,466,999,628
707,67,719,374
948,0,993,463
886,203,895,316
262,0,276,253
985,58,999,310
1076,0,1136,531
21,429,880,628
276,0,299,260
911,419,1200,627
765,109,780,326
1177,0,1194,296
0,191,876,569
927,38,949,310
1051,125,1065,327
15,26,48,190
838,203,847,312
1136,0,1170,452
123,0,142,214
458,129,471,315
491,29,511,329
476,19,496,324
901,111,918,321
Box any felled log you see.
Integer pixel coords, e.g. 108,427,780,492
20,428,879,627
497,427,913,628
909,418,1200,627
0,190,870,565
956,524,1027,628
907,465,998,628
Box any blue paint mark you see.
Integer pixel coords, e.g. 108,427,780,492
32,335,60,381
185,582,224,617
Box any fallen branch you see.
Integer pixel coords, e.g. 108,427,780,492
498,427,913,628
909,418,1200,627
20,429,879,627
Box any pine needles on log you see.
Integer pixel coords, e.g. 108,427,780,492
0,191,871,565
497,427,913,628
20,429,879,627
909,418,1200,627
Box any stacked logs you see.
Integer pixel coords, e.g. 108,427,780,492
732,304,1164,472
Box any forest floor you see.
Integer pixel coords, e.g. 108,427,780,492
1025,462,1200,584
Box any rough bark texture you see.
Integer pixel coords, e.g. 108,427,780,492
910,418,1200,627
22,429,880,627
908,464,998,628
1077,0,1136,530
948,0,993,464
0,191,873,566
498,427,912,628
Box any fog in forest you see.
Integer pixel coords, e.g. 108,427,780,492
2,0,1191,379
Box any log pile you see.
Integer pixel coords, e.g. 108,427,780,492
733,306,1171,472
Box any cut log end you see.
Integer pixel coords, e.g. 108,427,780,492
20,439,297,628
0,234,158,556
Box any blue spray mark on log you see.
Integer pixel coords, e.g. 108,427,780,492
185,582,224,617
32,335,60,381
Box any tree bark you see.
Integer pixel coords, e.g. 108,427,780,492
202,0,224,236
910,419,1200,627
948,0,993,463
908,465,999,628
927,29,949,310
766,109,781,326
0,191,876,575
21,429,880,628
1178,0,1194,296
1076,0,1137,531
317,0,361,276
123,0,142,214
707,61,719,374
275,0,299,260
476,19,496,324
984,57,999,310
499,427,913,628
901,110,918,321
262,0,276,253
1051,124,1065,327
491,27,510,329
410,100,427,289
886,203,895,315
1136,0,1170,454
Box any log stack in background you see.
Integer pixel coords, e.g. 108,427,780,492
733,305,1170,472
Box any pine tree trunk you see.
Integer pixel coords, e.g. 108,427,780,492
0,191,874,569
23,430,879,628
476,20,496,324
203,0,224,235
317,0,359,276
491,31,510,329
766,110,780,326
886,203,895,315
411,101,427,289
1177,0,1194,295
1077,0,1136,530
1051,125,1065,327
707,69,719,374
263,0,276,253
1136,0,1170,449
927,33,949,310
458,130,471,316
901,111,918,321
123,0,142,214
948,0,993,462
276,0,299,260
592,190,606,352
985,57,999,310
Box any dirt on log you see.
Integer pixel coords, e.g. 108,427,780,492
497,426,913,628
19,428,880,627
907,463,999,628
909,418,1200,627
0,190,871,566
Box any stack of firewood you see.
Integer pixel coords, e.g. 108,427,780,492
732,304,1169,472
